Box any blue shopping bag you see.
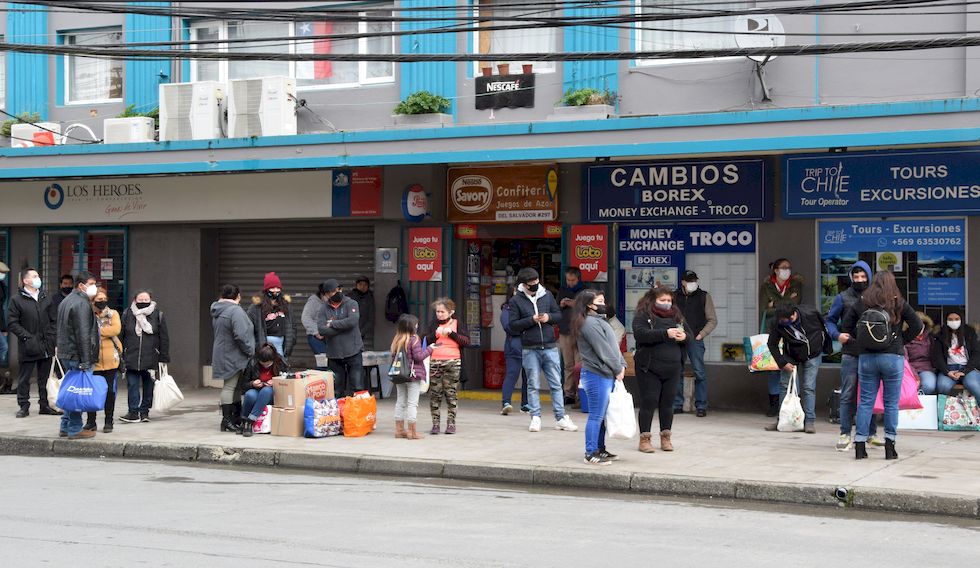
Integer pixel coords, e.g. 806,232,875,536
56,369,108,413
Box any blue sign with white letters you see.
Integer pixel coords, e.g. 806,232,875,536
784,147,980,217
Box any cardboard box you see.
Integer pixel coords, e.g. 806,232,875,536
273,371,334,409
271,407,304,437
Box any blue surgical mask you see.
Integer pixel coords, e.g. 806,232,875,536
30,277,42,290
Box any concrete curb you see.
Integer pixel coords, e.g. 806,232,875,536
1,434,977,519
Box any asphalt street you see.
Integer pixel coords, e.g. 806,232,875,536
0,456,976,567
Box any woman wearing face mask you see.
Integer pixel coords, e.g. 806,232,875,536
119,290,170,424
390,314,432,439
931,310,980,397
425,298,470,435
247,272,295,360
84,287,122,433
633,286,692,453
759,258,803,417
904,312,937,393
237,343,287,437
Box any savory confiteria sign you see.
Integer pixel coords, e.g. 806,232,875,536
447,165,558,223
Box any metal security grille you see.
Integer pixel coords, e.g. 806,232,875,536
38,228,128,309
217,222,375,368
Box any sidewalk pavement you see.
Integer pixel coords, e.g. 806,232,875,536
1,388,978,519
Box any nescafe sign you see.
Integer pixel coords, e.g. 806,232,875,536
451,176,493,214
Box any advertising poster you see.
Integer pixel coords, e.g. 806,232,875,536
569,225,608,282
447,165,559,223
408,228,442,282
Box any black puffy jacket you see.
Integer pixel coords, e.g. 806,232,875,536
120,307,171,371
767,305,832,367
56,290,99,366
7,288,57,362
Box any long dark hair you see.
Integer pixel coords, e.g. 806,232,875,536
255,343,286,375
636,285,682,323
861,271,904,324
938,310,966,347
260,291,287,317
570,289,602,348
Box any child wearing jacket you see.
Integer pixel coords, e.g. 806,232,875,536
425,298,470,435
391,314,433,439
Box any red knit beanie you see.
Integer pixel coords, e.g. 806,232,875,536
263,272,282,291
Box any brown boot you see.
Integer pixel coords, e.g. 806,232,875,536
407,422,424,440
638,432,655,453
394,420,407,438
660,430,674,452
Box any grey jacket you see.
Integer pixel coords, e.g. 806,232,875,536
210,300,255,380
56,289,99,367
301,294,325,336
577,314,627,379
318,296,363,359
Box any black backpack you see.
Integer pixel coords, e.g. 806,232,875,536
385,281,409,323
855,308,894,351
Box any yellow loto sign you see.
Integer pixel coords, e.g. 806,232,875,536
447,164,559,223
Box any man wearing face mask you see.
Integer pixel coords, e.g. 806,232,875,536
766,304,833,434
56,271,101,439
247,272,295,359
674,271,717,418
50,273,75,313
824,260,880,450
318,278,364,398
7,268,59,417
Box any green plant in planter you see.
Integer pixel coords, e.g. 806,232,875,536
394,91,451,115
117,104,160,129
1,112,42,137
559,88,616,107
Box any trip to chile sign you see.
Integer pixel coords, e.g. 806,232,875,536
585,158,770,223
784,147,980,217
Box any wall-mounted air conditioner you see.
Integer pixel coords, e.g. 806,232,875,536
103,117,155,144
159,81,226,141
10,122,62,148
227,76,297,138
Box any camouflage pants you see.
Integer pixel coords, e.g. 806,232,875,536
429,359,461,426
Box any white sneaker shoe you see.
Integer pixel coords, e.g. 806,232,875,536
868,435,885,447
835,434,853,452
528,416,541,432
555,415,578,431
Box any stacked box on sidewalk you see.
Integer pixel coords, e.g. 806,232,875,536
272,370,335,437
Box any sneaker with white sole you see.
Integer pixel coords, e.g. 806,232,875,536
555,415,578,431
867,435,885,447
501,403,513,416
528,416,541,432
584,452,612,466
835,434,852,451
597,449,619,461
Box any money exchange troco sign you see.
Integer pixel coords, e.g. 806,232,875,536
448,165,559,223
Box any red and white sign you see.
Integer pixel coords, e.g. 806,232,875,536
570,225,608,282
409,228,443,282
350,168,382,217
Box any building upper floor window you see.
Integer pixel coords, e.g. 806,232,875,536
473,0,558,74
190,11,394,88
635,0,755,65
64,28,124,103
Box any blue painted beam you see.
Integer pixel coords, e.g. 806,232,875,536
563,3,619,96
6,3,49,119
124,1,172,113
399,0,457,115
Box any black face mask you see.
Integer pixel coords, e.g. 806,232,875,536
266,290,280,300
526,283,539,294
851,281,868,292
135,302,151,310
437,317,450,325
94,301,108,311
61,286,73,295
329,292,343,304
592,305,607,315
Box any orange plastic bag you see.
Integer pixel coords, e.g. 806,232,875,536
342,393,377,437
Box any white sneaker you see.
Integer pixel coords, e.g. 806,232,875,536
528,416,541,432
835,434,852,452
868,435,885,447
555,415,578,431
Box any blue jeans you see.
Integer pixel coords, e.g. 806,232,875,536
675,338,707,410
582,369,614,454
59,359,84,436
917,370,947,395
942,364,980,397
0,331,8,367
855,353,903,442
127,369,155,415
523,347,566,420
267,336,285,358
780,357,820,425
242,386,273,420
307,335,328,370
502,354,529,407
767,371,781,396
839,354,877,437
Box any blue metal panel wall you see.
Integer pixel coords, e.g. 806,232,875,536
125,1,172,112
399,0,457,115
562,4,619,96
6,3,48,118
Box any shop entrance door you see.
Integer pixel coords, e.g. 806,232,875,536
39,228,128,308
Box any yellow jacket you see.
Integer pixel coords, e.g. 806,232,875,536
94,308,123,372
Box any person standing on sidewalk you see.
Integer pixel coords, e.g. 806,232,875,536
301,282,328,370
349,276,375,349
0,262,10,393
765,304,832,434
85,288,121,433
425,298,469,435
824,260,881,450
557,267,585,406
759,258,803,417
50,274,75,314
633,286,689,453
500,285,529,415
7,268,60,418
391,314,432,440
119,290,170,424
509,267,578,433
674,270,716,418
211,284,256,433
571,289,626,466
247,272,295,360
318,278,364,398
56,271,100,440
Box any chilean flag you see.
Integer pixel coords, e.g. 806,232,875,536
296,21,332,79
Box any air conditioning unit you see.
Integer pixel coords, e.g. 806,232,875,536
10,122,61,148
227,76,297,138
103,117,155,144
159,81,225,141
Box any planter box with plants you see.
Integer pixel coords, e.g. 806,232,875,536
393,91,453,127
548,89,617,121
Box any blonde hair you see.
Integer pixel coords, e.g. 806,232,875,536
389,314,419,354
432,297,456,312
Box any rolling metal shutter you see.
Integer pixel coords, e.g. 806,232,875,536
217,222,375,368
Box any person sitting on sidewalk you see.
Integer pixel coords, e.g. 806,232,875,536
238,343,286,437
766,304,833,434
905,312,938,393
931,310,980,397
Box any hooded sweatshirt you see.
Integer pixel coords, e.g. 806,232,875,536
508,283,561,348
210,300,255,380
824,260,873,357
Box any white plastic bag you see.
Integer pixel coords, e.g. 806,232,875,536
606,381,638,440
777,369,805,432
419,337,431,394
253,405,273,434
46,358,64,411
152,363,184,412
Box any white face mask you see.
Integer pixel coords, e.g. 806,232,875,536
776,269,791,281
0,273,5,282
85,284,98,298
947,320,962,331
684,282,698,293
30,277,42,290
